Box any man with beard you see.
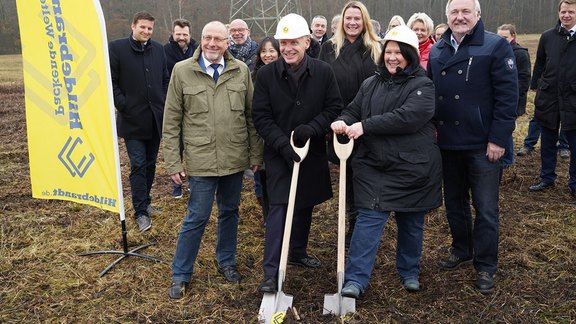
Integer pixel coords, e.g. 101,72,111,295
163,21,263,299
163,18,198,199
164,18,198,76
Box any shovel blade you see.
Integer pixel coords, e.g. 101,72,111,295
341,296,356,315
323,293,340,315
258,292,293,324
323,293,356,316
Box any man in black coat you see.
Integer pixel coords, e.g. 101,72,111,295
528,0,576,197
164,18,198,77
163,18,197,199
496,24,531,167
253,13,343,293
109,11,169,232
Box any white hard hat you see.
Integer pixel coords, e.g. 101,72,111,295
383,25,419,53
274,13,310,40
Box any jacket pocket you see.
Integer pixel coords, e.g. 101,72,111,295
226,83,246,110
183,86,209,113
534,80,556,111
390,151,430,189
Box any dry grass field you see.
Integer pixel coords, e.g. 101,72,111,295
0,34,575,323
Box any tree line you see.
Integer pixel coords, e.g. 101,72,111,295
0,0,559,55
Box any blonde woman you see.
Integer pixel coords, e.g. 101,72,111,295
385,15,405,34
319,0,381,245
407,12,435,69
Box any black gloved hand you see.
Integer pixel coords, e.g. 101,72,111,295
293,124,315,147
280,145,301,168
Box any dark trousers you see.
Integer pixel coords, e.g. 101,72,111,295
540,127,576,189
523,117,569,149
441,149,501,275
263,204,313,277
124,131,160,217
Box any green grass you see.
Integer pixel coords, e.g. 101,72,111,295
0,54,23,86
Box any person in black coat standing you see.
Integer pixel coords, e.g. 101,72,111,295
164,19,198,77
528,0,576,197
332,25,442,298
163,18,197,199
109,11,169,232
496,24,531,168
253,13,343,293
319,1,382,246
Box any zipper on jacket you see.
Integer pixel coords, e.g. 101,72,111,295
465,56,473,82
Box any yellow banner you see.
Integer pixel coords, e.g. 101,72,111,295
17,0,122,213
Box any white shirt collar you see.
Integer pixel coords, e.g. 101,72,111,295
200,54,225,75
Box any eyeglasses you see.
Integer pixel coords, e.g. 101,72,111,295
229,28,247,34
202,35,228,43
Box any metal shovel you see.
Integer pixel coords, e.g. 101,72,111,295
259,133,310,324
323,133,355,316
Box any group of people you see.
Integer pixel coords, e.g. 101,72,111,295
107,0,576,306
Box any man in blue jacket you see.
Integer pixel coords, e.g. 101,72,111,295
427,0,518,293
109,12,169,232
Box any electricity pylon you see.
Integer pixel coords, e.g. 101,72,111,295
229,0,301,38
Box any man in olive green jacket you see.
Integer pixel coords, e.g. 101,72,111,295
163,21,263,299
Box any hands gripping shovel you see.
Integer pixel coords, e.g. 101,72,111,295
323,133,355,317
259,133,310,324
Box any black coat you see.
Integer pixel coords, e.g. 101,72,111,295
511,41,531,116
109,36,169,139
336,67,442,212
252,57,343,208
532,21,576,130
318,38,378,106
306,37,321,58
163,36,197,76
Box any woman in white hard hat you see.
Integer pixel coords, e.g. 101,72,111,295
319,0,382,247
331,25,442,297
252,13,343,293
407,12,435,69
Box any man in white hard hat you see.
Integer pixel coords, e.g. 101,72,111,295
252,13,343,293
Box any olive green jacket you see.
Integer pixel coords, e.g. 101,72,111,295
163,49,263,176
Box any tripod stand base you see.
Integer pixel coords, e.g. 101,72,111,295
79,244,169,277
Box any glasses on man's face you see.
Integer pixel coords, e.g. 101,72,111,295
202,35,228,43
229,28,247,34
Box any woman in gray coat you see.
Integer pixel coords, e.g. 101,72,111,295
331,25,442,298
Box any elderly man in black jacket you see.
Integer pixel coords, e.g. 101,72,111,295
528,0,576,197
109,11,169,232
252,13,343,293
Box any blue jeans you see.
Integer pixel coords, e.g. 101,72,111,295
523,118,569,149
441,149,500,275
254,170,263,198
540,127,576,189
501,134,514,167
124,132,160,217
345,208,425,291
171,171,244,283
